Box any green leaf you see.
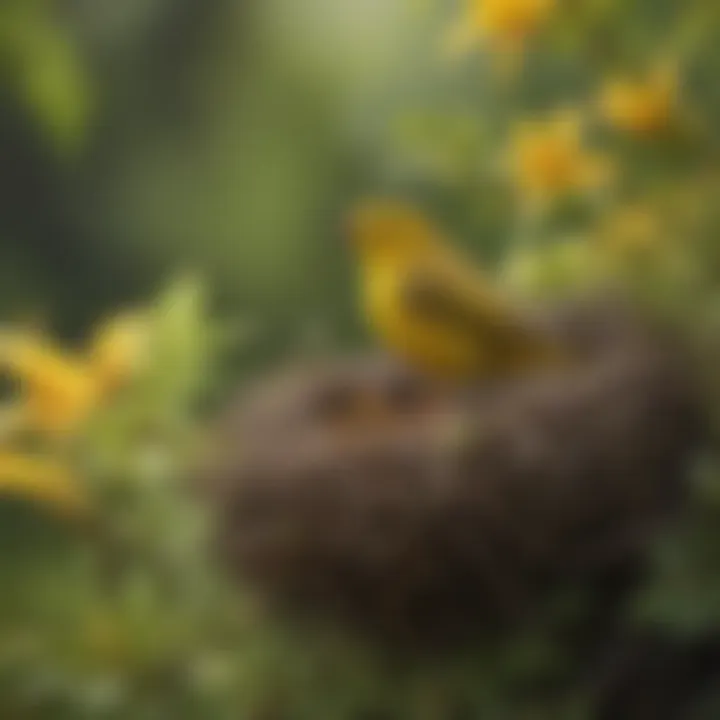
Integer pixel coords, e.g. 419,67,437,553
0,1,92,156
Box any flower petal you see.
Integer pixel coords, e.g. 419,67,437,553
0,451,89,519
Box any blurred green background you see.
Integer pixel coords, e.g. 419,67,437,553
4,0,720,361
0,0,441,360
4,0,718,353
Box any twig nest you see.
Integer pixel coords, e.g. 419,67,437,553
204,301,705,644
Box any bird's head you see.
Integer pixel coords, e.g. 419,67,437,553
345,200,438,263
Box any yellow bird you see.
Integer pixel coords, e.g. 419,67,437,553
347,200,570,380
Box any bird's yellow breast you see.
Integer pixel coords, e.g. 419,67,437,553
362,265,483,377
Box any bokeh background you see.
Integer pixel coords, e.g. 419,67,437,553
3,0,720,717
1,0,436,356
4,0,720,347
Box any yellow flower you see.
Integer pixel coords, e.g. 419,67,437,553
507,110,614,205
445,0,555,56
473,0,555,43
0,311,149,438
0,451,88,518
599,65,678,136
0,331,99,436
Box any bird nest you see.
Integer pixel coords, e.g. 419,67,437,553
203,301,705,645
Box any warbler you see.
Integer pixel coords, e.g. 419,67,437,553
347,200,571,380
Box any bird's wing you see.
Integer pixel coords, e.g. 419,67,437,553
401,259,554,355
403,264,519,333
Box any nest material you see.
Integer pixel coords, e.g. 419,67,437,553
204,301,705,644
